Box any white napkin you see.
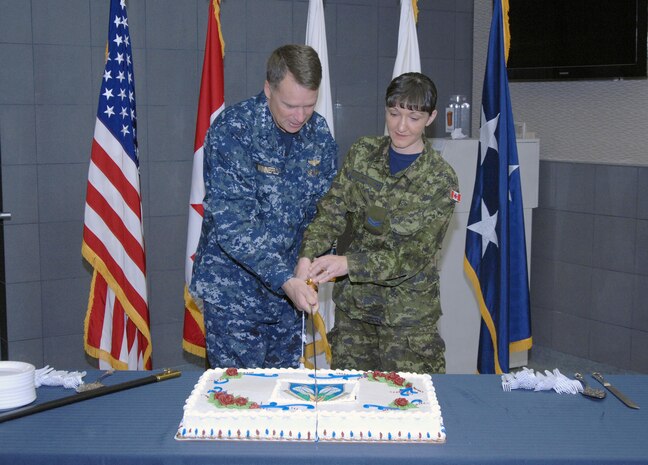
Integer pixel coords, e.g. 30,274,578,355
501,367,582,394
34,365,87,389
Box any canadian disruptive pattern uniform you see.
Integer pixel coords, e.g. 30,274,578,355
299,136,459,373
191,92,337,368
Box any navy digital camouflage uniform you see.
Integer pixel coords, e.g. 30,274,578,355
190,91,337,369
300,136,459,373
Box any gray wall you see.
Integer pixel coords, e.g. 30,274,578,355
0,0,474,370
530,161,648,373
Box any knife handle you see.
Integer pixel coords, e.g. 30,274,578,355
592,372,607,386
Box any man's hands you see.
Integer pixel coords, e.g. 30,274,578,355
283,258,318,314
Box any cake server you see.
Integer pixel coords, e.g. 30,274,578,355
76,369,114,392
574,373,605,399
592,372,639,409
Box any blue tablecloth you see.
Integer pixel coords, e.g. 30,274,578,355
1,370,647,465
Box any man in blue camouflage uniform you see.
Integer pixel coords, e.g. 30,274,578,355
296,73,459,374
191,45,337,369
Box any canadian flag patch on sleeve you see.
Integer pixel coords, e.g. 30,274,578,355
450,190,461,202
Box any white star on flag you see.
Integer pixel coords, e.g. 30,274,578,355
479,106,499,164
467,200,499,257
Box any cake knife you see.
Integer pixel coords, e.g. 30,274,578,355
591,372,639,409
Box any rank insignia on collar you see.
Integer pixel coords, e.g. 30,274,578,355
308,159,321,166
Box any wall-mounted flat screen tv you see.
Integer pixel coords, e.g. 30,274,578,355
506,0,647,81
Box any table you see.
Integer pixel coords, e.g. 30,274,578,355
1,370,647,465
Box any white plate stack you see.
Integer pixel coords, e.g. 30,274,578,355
0,361,37,410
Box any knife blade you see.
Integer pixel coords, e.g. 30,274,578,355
305,278,320,442
305,279,319,396
591,372,640,409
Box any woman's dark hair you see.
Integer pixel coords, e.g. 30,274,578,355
266,44,322,91
385,72,437,114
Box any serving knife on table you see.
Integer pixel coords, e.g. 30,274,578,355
592,372,640,409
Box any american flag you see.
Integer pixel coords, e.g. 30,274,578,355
82,0,151,370
463,0,532,374
182,0,225,357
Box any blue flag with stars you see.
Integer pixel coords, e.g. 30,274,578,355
464,0,532,374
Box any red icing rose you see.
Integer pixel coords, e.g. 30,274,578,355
250,402,260,409
394,397,409,407
235,396,248,406
220,393,235,405
225,368,238,377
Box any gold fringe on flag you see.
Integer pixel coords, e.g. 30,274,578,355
502,0,511,64
213,0,225,57
412,0,419,23
301,312,332,369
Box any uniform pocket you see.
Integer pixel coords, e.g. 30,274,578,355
405,328,446,373
390,210,424,236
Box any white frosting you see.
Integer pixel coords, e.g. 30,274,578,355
176,367,446,443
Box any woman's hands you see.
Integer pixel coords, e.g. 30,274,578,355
284,255,348,313
308,255,348,285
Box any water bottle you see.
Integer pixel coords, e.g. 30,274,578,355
459,96,471,138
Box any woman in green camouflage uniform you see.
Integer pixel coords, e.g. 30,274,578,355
297,72,460,374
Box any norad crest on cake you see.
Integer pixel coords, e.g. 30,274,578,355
176,367,446,443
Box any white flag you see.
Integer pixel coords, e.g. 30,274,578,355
306,0,334,137
386,0,421,134
392,0,421,78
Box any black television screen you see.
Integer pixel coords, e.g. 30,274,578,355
506,0,648,81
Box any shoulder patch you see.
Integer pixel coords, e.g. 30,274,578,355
451,190,461,202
